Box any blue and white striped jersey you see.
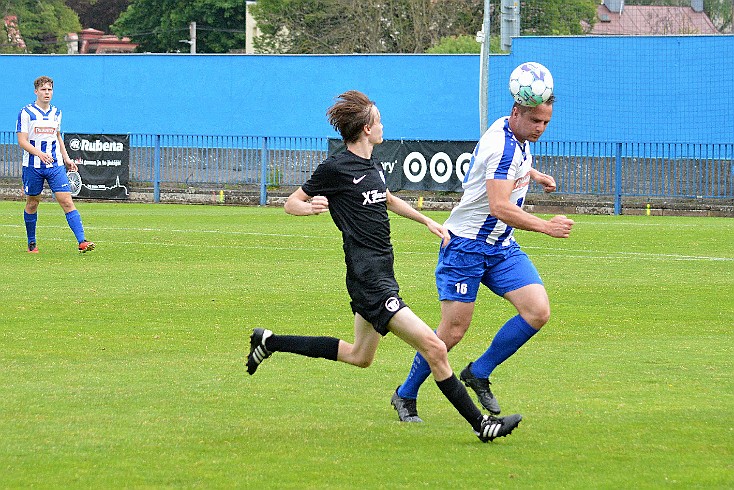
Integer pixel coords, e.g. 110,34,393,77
444,116,533,246
16,103,63,168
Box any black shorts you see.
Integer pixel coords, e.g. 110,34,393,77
348,286,408,336
344,248,407,335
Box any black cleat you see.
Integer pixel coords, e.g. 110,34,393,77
460,362,501,415
391,388,423,423
476,414,522,442
247,328,273,375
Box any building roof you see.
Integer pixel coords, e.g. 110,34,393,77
78,28,137,54
591,5,718,35
4,15,26,49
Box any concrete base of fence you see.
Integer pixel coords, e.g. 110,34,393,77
0,181,732,217
520,193,734,217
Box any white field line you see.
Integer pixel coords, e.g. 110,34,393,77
0,223,332,240
1,224,732,262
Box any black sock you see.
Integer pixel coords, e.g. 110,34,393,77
436,374,484,432
266,334,340,361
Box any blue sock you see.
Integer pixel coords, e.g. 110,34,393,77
65,210,86,243
24,211,37,244
397,352,432,399
471,315,538,379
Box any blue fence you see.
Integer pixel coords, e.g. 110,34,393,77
533,141,734,214
125,134,328,203
1,132,732,213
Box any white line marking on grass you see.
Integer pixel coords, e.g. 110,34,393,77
0,223,336,240
2,225,730,262
521,245,734,262
529,252,733,262
574,220,734,228
398,249,733,262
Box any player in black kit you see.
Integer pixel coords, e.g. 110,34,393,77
246,90,522,442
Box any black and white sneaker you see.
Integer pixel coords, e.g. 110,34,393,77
460,362,501,415
247,328,273,375
475,414,522,442
391,388,423,423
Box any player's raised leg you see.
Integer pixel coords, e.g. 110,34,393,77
247,314,381,374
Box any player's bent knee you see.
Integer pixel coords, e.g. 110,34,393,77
353,357,373,368
421,337,448,366
442,329,468,350
347,350,375,368
525,308,550,329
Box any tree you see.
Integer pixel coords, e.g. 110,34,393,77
427,34,482,54
518,0,598,36
251,0,484,54
111,0,246,53
1,0,81,53
64,0,131,32
251,0,602,54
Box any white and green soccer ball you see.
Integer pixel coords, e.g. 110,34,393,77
508,62,554,107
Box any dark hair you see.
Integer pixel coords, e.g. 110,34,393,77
34,76,53,89
513,94,555,113
326,90,376,144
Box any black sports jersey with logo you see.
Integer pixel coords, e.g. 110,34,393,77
301,150,400,311
302,150,390,253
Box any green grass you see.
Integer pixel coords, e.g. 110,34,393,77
0,200,732,488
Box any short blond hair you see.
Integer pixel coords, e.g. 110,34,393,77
34,76,53,89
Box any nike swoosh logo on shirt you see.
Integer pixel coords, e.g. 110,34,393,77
353,175,366,184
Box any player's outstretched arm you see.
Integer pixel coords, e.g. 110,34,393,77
545,215,574,238
487,179,573,238
284,188,329,216
386,190,450,245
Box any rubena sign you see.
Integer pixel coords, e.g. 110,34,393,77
328,139,476,192
64,134,130,199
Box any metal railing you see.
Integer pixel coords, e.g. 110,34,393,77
533,141,734,214
128,134,329,203
1,132,732,213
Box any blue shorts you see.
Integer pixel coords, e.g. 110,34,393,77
435,236,542,302
22,165,71,196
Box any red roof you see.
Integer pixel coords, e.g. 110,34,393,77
591,5,718,35
78,29,137,54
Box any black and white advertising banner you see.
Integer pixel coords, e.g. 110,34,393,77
328,139,476,192
64,134,130,199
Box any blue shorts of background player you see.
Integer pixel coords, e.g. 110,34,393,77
22,164,72,196
395,236,549,417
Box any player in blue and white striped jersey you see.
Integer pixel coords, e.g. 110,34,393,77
16,76,94,253
393,95,574,421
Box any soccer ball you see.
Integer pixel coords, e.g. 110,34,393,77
508,62,554,107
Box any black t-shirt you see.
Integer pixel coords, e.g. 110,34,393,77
301,150,396,290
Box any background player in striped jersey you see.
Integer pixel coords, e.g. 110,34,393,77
16,76,94,253
391,94,574,421
246,90,522,442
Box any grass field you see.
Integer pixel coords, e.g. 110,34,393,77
0,200,732,489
